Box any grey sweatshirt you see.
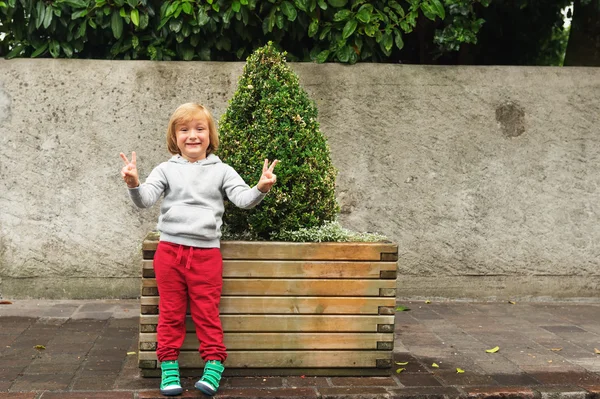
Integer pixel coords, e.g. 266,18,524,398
128,154,266,248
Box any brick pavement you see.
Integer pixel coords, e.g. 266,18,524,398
0,299,599,398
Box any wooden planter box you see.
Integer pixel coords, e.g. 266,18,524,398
138,233,398,376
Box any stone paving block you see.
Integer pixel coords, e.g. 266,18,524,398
40,392,133,399
0,382,12,391
225,377,284,387
285,376,330,387
489,373,541,386
9,373,73,391
318,387,391,399
329,377,399,387
569,358,600,372
388,386,463,398
395,373,443,387
536,386,589,399
527,371,600,385
0,393,36,399
466,386,536,398
70,374,120,390
433,370,499,387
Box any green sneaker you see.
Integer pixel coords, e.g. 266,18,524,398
160,360,183,396
194,360,224,396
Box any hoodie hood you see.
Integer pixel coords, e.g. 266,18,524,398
169,154,222,165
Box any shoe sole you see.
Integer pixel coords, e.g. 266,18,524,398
195,380,217,396
160,386,183,396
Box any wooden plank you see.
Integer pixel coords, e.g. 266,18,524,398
140,315,394,332
142,240,398,261
140,296,394,314
139,350,390,368
142,278,395,296
142,260,397,279
139,332,393,350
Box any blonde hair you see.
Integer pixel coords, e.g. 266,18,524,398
166,103,219,156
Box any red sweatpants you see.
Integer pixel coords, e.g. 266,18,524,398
153,241,227,363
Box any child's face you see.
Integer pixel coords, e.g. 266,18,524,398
175,117,210,162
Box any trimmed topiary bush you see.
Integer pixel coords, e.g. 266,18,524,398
218,42,339,240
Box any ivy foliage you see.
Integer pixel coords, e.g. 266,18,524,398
218,42,339,239
0,0,489,63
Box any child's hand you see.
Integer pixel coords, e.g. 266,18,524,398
257,159,279,193
120,152,140,188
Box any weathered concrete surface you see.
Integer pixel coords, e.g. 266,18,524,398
0,60,599,299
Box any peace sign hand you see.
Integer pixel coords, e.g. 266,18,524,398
257,159,279,193
120,152,140,188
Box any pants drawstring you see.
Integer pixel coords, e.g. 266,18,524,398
175,245,183,265
186,247,193,269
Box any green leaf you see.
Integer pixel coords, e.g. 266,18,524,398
139,12,149,28
333,9,352,21
356,4,371,23
293,0,308,11
430,0,445,19
394,31,404,50
395,361,408,365
181,45,194,60
308,19,319,37
76,21,87,38
364,23,376,37
130,9,139,26
456,368,465,373
36,1,45,29
336,44,353,62
132,35,139,48
212,2,219,11
240,0,248,4
317,0,327,9
111,11,123,39
71,9,88,19
431,363,439,368
396,367,405,373
381,32,393,52
197,8,210,25
6,44,24,59
395,306,410,311
43,4,53,28
485,346,500,353
49,39,60,57
169,18,182,33
327,0,347,7
342,19,356,39
61,42,74,57
315,49,329,63
232,0,241,12
0,2,7,8
31,43,48,57
63,0,87,7
182,2,192,15
281,1,297,21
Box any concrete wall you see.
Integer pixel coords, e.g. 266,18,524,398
1,59,599,300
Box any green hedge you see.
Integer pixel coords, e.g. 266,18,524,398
0,0,489,63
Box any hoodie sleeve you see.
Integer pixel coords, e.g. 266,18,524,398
127,164,168,208
222,165,266,209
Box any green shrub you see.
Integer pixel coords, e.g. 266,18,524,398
270,220,388,243
218,42,339,239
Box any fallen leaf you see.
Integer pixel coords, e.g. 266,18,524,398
396,306,411,312
431,363,439,368
395,361,408,366
548,360,552,363
456,368,465,373
595,348,600,354
485,346,500,353
550,348,562,352
396,368,406,373
508,301,516,305
0,300,12,305
127,352,136,355
300,375,305,379
425,300,431,304
34,345,45,350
